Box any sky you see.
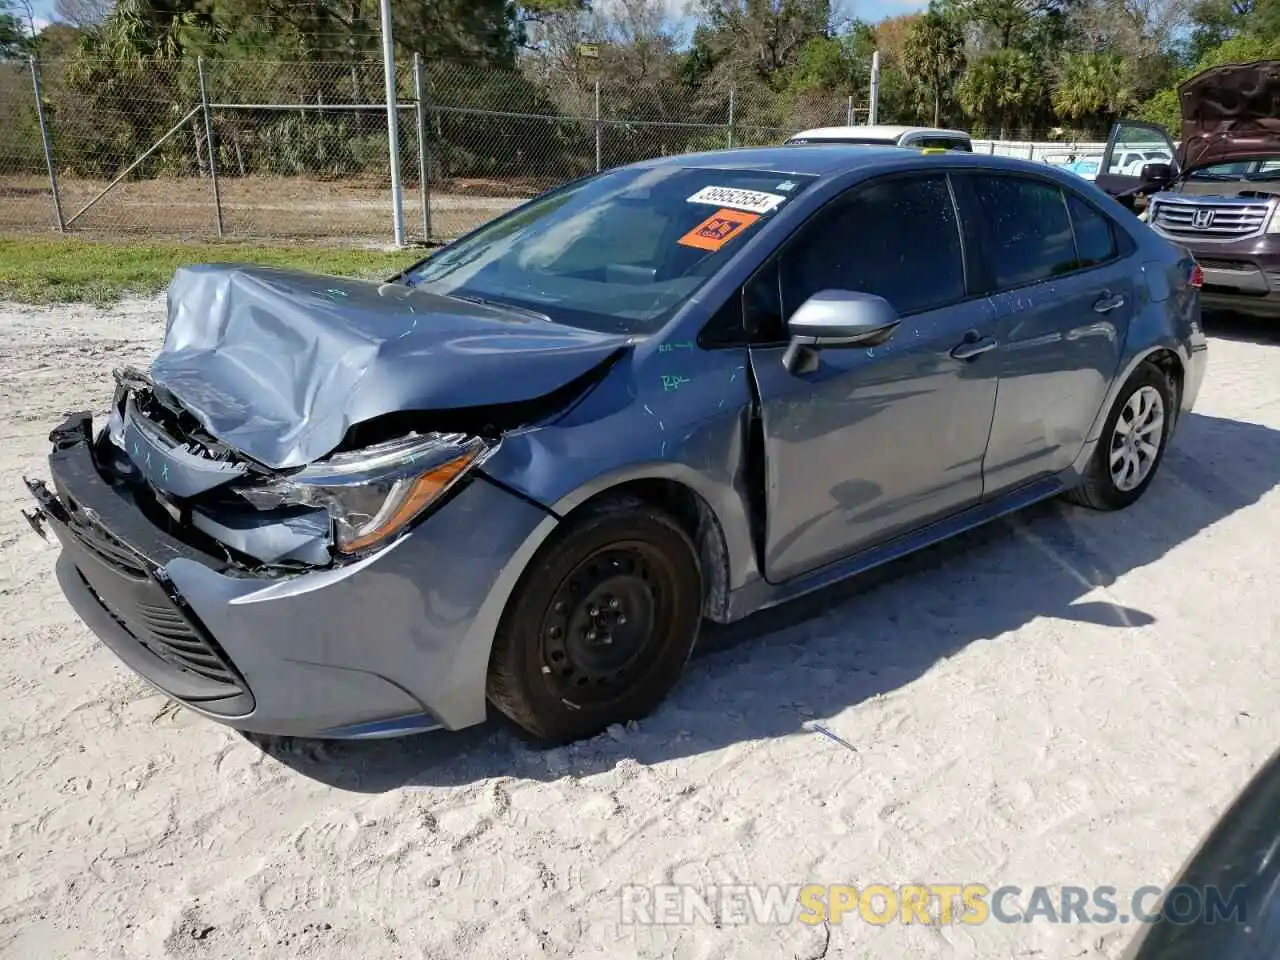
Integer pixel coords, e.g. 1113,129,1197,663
25,0,54,30
861,0,929,18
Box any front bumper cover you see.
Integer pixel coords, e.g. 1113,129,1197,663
26,413,557,739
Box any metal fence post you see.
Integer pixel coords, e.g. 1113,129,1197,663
726,88,734,149
868,51,880,126
380,0,406,247
196,56,224,238
846,95,853,126
413,52,431,241
29,56,64,233
594,79,602,173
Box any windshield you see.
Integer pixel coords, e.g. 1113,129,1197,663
1189,159,1280,181
404,166,817,335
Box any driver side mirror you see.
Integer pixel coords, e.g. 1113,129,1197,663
1139,162,1174,188
782,290,901,374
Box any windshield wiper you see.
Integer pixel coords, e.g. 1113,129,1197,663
446,293,552,323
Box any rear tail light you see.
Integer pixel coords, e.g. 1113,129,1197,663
1189,261,1204,288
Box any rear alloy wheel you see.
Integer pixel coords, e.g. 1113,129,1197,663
1065,361,1176,511
487,498,702,743
1110,386,1164,492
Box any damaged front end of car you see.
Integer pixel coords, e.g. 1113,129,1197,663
26,366,497,578
17,263,636,736
23,263,634,579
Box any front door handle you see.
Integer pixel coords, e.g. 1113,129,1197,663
1093,291,1126,313
951,332,997,361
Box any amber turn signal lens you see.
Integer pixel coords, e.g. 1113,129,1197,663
337,449,480,554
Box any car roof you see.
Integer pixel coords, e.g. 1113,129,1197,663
627,145,1073,182
787,125,971,142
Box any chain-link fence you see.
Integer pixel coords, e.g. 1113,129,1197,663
1,54,1113,248
0,55,875,246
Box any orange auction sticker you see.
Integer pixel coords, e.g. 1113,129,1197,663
678,208,761,251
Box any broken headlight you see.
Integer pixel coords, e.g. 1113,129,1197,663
238,433,489,555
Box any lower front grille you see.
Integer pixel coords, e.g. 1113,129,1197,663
1195,258,1250,271
77,569,245,694
63,497,245,693
70,511,150,578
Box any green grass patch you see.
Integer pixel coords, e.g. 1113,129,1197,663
0,236,422,305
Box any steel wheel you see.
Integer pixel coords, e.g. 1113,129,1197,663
538,543,674,705
487,498,703,743
1109,385,1165,492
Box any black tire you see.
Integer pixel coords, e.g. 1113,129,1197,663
487,496,703,744
1064,360,1177,511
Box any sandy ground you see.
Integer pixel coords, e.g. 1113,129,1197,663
1,299,1279,960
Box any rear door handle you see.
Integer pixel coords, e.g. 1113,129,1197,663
1093,292,1126,313
951,332,997,361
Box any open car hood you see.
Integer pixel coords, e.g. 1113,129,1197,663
150,264,631,469
1179,59,1280,173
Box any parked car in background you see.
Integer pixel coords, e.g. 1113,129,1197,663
1058,155,1104,181
785,124,972,152
24,146,1205,745
1121,747,1280,959
1097,59,1280,317
1112,148,1176,177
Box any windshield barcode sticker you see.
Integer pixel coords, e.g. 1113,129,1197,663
687,186,786,214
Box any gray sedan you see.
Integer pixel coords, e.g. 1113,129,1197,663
23,146,1208,744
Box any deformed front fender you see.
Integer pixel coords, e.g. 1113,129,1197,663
479,346,764,609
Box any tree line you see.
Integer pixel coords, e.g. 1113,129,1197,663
2,0,1279,185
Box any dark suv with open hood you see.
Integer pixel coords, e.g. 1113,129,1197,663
1097,60,1280,317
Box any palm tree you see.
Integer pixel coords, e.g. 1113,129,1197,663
956,48,1043,138
1052,52,1133,137
85,0,210,64
903,5,966,127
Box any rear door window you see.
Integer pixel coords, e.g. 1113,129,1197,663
1065,194,1118,268
967,175,1078,289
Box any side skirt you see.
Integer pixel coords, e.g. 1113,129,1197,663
725,473,1071,621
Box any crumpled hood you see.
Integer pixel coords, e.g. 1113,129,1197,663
1179,59,1280,173
151,264,630,469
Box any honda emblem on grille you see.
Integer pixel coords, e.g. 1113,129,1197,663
1192,208,1215,229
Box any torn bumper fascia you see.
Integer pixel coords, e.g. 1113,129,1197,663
23,411,559,737
101,369,336,569
101,366,498,570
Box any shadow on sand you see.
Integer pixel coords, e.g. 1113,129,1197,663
252,403,1280,791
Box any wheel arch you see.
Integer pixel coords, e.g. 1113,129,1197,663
1087,344,1186,445
1070,343,1186,481
549,472,735,624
